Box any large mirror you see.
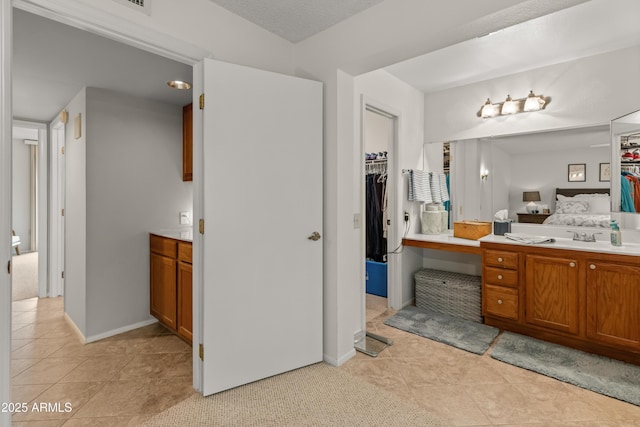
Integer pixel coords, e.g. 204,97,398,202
611,109,640,213
425,124,612,227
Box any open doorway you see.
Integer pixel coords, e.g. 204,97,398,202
11,121,46,302
357,103,398,356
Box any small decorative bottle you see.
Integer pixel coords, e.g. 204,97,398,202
610,220,622,247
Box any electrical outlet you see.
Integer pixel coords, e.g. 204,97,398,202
179,211,191,225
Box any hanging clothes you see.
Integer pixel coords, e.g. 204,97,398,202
366,159,387,262
620,173,636,213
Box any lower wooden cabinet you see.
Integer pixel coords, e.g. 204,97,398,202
586,260,640,350
525,254,579,335
482,242,640,365
150,234,192,344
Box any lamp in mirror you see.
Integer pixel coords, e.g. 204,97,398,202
523,191,541,214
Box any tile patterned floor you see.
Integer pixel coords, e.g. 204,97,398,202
346,295,640,426
9,295,640,426
10,297,195,426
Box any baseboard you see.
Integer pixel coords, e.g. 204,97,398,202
84,318,158,343
402,297,415,309
323,348,356,367
63,312,86,344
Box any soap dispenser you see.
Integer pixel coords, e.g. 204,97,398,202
610,220,622,247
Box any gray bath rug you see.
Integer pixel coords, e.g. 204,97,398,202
491,331,640,406
383,305,499,355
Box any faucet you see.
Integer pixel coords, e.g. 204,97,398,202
567,231,602,242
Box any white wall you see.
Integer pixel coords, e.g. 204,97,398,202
84,88,193,340
424,46,640,142
12,138,30,251
364,110,390,154
64,88,87,334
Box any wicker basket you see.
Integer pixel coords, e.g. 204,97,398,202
453,220,492,240
414,269,482,323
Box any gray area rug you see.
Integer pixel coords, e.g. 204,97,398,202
384,305,499,355
491,331,640,406
141,363,447,426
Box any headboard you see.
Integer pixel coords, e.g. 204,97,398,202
555,188,610,198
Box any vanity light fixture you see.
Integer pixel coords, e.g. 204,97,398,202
501,95,517,115
477,91,548,118
481,169,489,181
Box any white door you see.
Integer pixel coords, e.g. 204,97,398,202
50,119,65,296
194,58,323,395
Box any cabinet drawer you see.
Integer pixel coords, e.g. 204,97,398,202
150,234,177,258
484,267,518,288
485,250,518,269
485,284,518,320
178,242,192,264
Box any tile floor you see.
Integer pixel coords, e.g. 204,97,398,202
11,297,195,426
344,294,640,426
9,295,640,426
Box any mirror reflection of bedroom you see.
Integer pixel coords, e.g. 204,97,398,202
12,125,40,302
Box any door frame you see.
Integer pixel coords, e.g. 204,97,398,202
50,116,64,296
1,0,13,423
359,96,401,333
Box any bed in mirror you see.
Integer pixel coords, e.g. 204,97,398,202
425,125,612,228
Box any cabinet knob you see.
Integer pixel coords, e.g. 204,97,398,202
569,262,575,268
497,274,503,280
497,257,503,262
497,299,503,305
590,264,596,270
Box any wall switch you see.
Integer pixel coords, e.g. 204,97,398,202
353,213,361,229
179,211,191,225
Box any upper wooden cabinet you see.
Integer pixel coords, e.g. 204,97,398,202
183,103,193,182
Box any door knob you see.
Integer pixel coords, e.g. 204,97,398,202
308,232,321,241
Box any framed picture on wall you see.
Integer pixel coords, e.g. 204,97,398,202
568,163,586,182
599,162,611,182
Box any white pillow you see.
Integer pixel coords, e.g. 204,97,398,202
556,194,610,214
555,200,590,214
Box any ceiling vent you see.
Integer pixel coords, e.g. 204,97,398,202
112,0,151,15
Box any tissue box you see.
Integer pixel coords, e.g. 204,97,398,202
453,221,492,240
493,221,512,236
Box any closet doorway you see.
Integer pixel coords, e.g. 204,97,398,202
359,101,398,355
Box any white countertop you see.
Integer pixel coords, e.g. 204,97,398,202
151,228,193,242
480,233,640,256
404,232,480,247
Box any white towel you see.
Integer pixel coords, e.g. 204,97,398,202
408,170,432,203
428,172,449,203
504,233,555,244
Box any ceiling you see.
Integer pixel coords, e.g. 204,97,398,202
13,9,192,123
207,0,384,43
384,0,640,94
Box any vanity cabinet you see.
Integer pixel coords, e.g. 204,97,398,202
482,249,519,320
481,242,640,365
586,260,640,350
150,234,193,344
525,254,579,335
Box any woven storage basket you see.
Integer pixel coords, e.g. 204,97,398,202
453,220,492,240
414,269,482,323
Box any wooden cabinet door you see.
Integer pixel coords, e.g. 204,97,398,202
182,103,193,182
525,254,579,334
150,253,177,330
586,261,640,350
177,261,193,344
